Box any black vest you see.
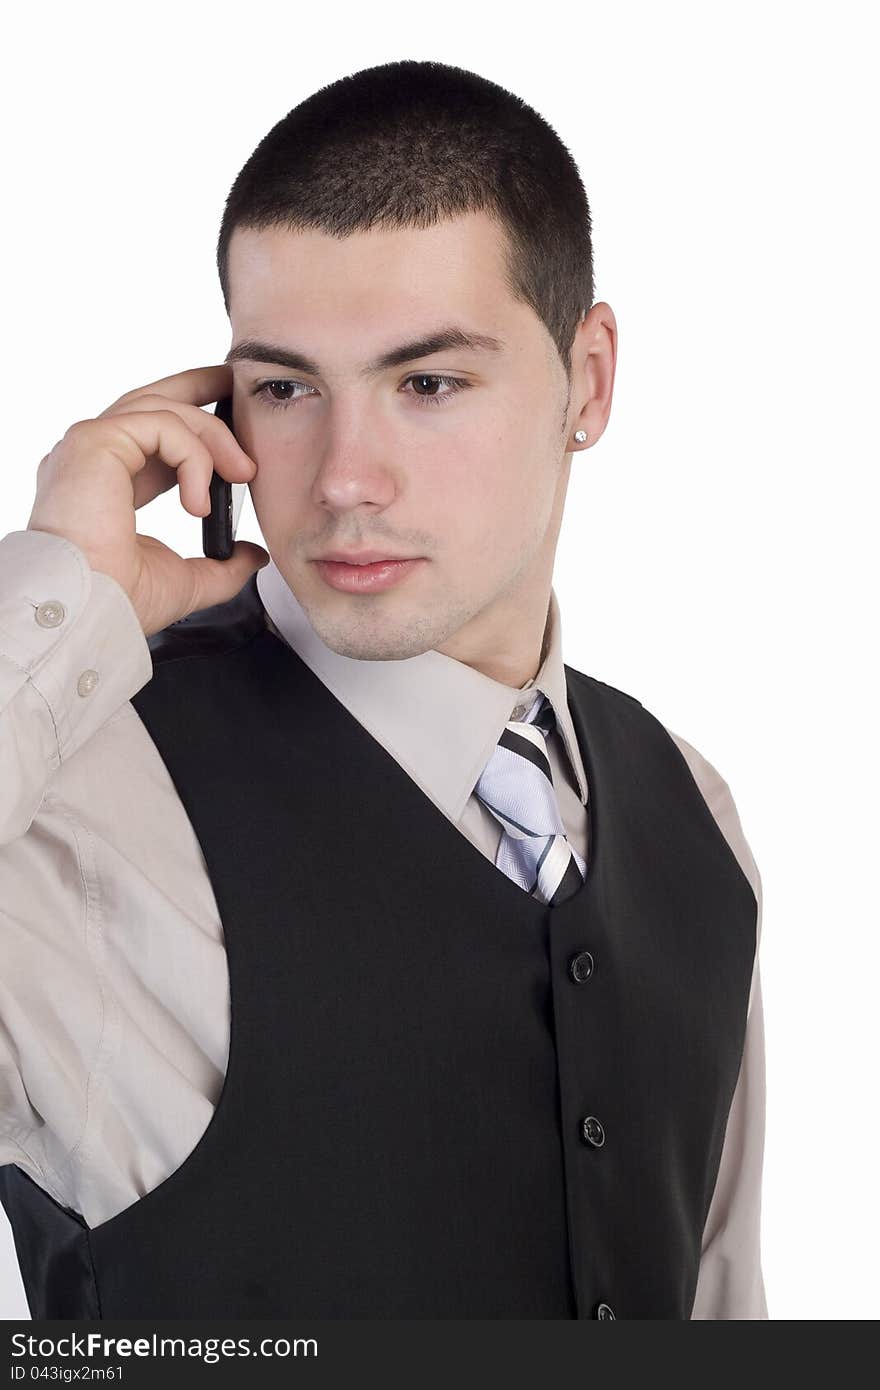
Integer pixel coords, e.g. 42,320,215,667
0,573,757,1319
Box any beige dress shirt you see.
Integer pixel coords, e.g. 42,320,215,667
0,526,768,1318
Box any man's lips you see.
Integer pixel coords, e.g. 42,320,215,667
314,550,420,564
313,556,426,593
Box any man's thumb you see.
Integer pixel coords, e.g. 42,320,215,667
186,542,272,613
228,540,272,574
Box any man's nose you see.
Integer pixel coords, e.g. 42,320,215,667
310,437,398,513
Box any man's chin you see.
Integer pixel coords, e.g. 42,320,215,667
312,628,437,663
296,595,438,663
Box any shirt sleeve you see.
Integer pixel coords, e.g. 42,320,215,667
666,729,769,1319
0,528,154,845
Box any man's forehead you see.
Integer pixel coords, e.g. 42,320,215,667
227,211,511,291
224,214,557,373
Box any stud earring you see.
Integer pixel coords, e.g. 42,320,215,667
574,429,588,444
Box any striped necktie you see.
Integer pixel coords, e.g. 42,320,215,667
474,690,588,905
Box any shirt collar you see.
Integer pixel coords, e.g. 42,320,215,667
255,560,588,822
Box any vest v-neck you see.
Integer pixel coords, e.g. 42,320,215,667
255,621,594,919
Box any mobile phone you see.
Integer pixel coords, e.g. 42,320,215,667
202,394,248,560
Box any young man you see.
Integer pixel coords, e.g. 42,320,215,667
0,59,767,1319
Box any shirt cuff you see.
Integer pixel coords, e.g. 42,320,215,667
0,528,154,766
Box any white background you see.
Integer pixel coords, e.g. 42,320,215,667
2,0,877,1321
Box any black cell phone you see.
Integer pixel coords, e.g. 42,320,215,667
202,394,248,560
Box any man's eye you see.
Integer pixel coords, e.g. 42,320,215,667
251,374,472,411
251,380,315,410
402,374,471,407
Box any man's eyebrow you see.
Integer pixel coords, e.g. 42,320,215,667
224,326,506,378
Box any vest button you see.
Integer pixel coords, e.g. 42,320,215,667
569,950,594,982
596,1301,615,1319
582,1115,605,1147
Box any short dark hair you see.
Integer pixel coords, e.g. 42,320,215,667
216,59,595,380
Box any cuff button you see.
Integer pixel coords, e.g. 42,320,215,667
35,600,66,628
77,669,100,697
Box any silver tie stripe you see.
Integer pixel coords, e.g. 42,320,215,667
474,690,588,905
